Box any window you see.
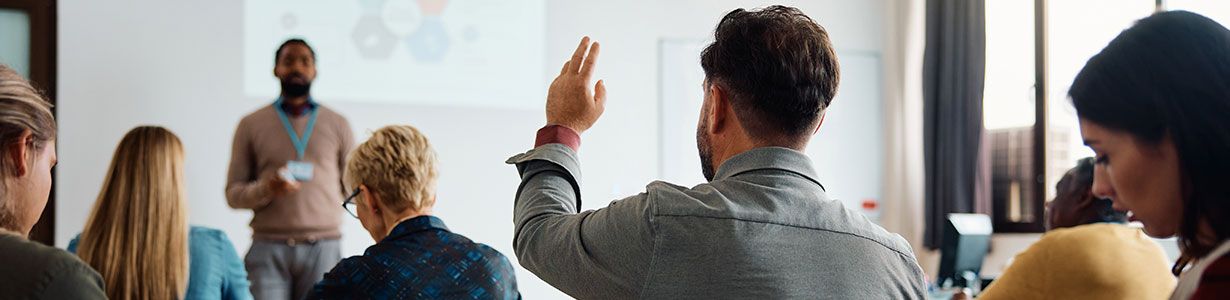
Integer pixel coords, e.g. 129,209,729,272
1167,0,1230,28
984,0,1153,233
1045,0,1153,205
984,0,1040,232
0,0,57,245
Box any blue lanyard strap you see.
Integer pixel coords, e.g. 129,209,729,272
273,98,318,160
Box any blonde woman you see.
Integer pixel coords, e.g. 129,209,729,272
309,125,519,299
69,126,251,300
0,65,105,298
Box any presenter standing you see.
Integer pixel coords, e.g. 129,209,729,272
225,39,355,300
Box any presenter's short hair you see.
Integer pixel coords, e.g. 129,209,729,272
274,38,316,64
345,125,438,213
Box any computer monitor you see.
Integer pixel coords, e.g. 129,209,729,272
937,213,992,288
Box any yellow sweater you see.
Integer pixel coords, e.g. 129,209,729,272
978,223,1176,300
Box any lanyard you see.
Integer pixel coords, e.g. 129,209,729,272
273,98,318,160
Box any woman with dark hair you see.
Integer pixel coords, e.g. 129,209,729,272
1070,10,1230,299
977,158,1174,299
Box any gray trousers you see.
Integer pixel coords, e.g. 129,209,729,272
244,239,342,300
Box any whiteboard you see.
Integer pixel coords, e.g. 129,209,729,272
658,39,884,210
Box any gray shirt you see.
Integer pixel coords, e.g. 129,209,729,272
507,145,927,299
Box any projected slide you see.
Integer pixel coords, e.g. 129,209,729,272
244,0,546,109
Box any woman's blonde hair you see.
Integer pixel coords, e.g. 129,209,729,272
345,125,438,214
76,126,189,300
0,64,56,233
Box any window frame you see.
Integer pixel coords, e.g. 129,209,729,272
1,0,57,245
990,0,1048,233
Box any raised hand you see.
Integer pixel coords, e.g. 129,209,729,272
546,36,606,134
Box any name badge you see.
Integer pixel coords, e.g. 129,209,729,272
287,161,314,181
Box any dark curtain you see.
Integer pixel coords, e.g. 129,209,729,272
922,0,991,249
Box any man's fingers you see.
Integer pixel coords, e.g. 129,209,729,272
594,79,607,105
560,60,571,75
580,42,601,79
569,36,590,73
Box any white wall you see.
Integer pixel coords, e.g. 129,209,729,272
57,1,892,298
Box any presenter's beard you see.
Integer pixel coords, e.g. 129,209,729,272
697,122,716,182
280,80,312,98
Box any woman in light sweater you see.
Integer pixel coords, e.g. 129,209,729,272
69,126,251,300
978,158,1175,299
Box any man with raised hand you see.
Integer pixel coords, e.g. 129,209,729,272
507,6,927,299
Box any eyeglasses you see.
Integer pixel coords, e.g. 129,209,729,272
342,187,360,219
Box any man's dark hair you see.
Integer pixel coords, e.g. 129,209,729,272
700,5,839,143
274,38,316,64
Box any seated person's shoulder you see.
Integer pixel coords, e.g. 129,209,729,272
312,255,371,298
473,243,514,265
1027,224,1142,264
189,226,231,243
640,180,710,208
1038,223,1154,254
188,226,242,255
983,224,1172,299
0,234,104,297
326,255,370,275
1,234,88,272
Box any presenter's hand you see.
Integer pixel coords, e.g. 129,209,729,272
546,36,606,134
267,167,301,197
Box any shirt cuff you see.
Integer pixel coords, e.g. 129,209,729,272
535,124,581,151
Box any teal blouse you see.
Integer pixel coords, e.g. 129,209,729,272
69,226,252,300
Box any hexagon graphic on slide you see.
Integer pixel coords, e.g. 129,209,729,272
351,15,399,59
381,0,424,37
406,17,449,62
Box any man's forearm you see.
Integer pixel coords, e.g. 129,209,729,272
225,180,271,209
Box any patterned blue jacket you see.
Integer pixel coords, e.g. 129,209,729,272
310,216,519,299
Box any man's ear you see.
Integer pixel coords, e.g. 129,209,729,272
361,185,382,215
813,111,826,135
272,61,284,79
8,130,32,177
708,84,730,135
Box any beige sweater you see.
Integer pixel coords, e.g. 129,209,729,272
226,103,354,241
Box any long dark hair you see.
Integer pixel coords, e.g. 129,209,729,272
1069,11,1230,274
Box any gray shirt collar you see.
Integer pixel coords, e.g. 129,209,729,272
711,147,825,191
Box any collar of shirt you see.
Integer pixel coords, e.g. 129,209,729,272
711,146,826,191
279,98,319,116
383,215,450,243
